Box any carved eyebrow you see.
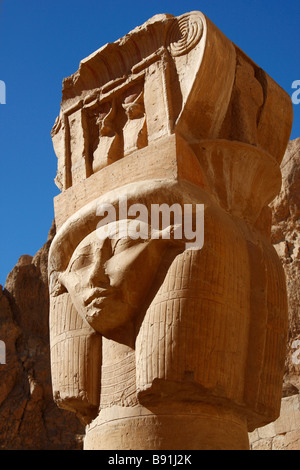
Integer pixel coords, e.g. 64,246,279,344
67,252,94,272
111,236,143,255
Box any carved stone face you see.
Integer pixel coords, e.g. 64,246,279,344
58,220,175,335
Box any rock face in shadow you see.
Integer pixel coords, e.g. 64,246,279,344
271,137,300,395
0,221,84,450
249,138,300,450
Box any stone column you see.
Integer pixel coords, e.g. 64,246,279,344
48,11,293,450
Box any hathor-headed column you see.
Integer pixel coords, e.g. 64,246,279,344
48,12,293,450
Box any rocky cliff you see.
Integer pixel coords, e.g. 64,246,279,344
249,137,300,450
0,222,84,450
271,137,300,395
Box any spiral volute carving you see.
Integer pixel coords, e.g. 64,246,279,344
167,12,203,57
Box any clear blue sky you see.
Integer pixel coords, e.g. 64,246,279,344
0,0,299,285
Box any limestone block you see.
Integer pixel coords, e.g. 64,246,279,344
257,422,276,440
251,438,272,451
283,430,300,450
273,395,300,435
271,434,286,450
249,395,300,450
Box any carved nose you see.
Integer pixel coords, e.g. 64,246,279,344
89,263,109,288
88,244,111,288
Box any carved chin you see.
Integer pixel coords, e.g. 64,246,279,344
82,299,134,335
